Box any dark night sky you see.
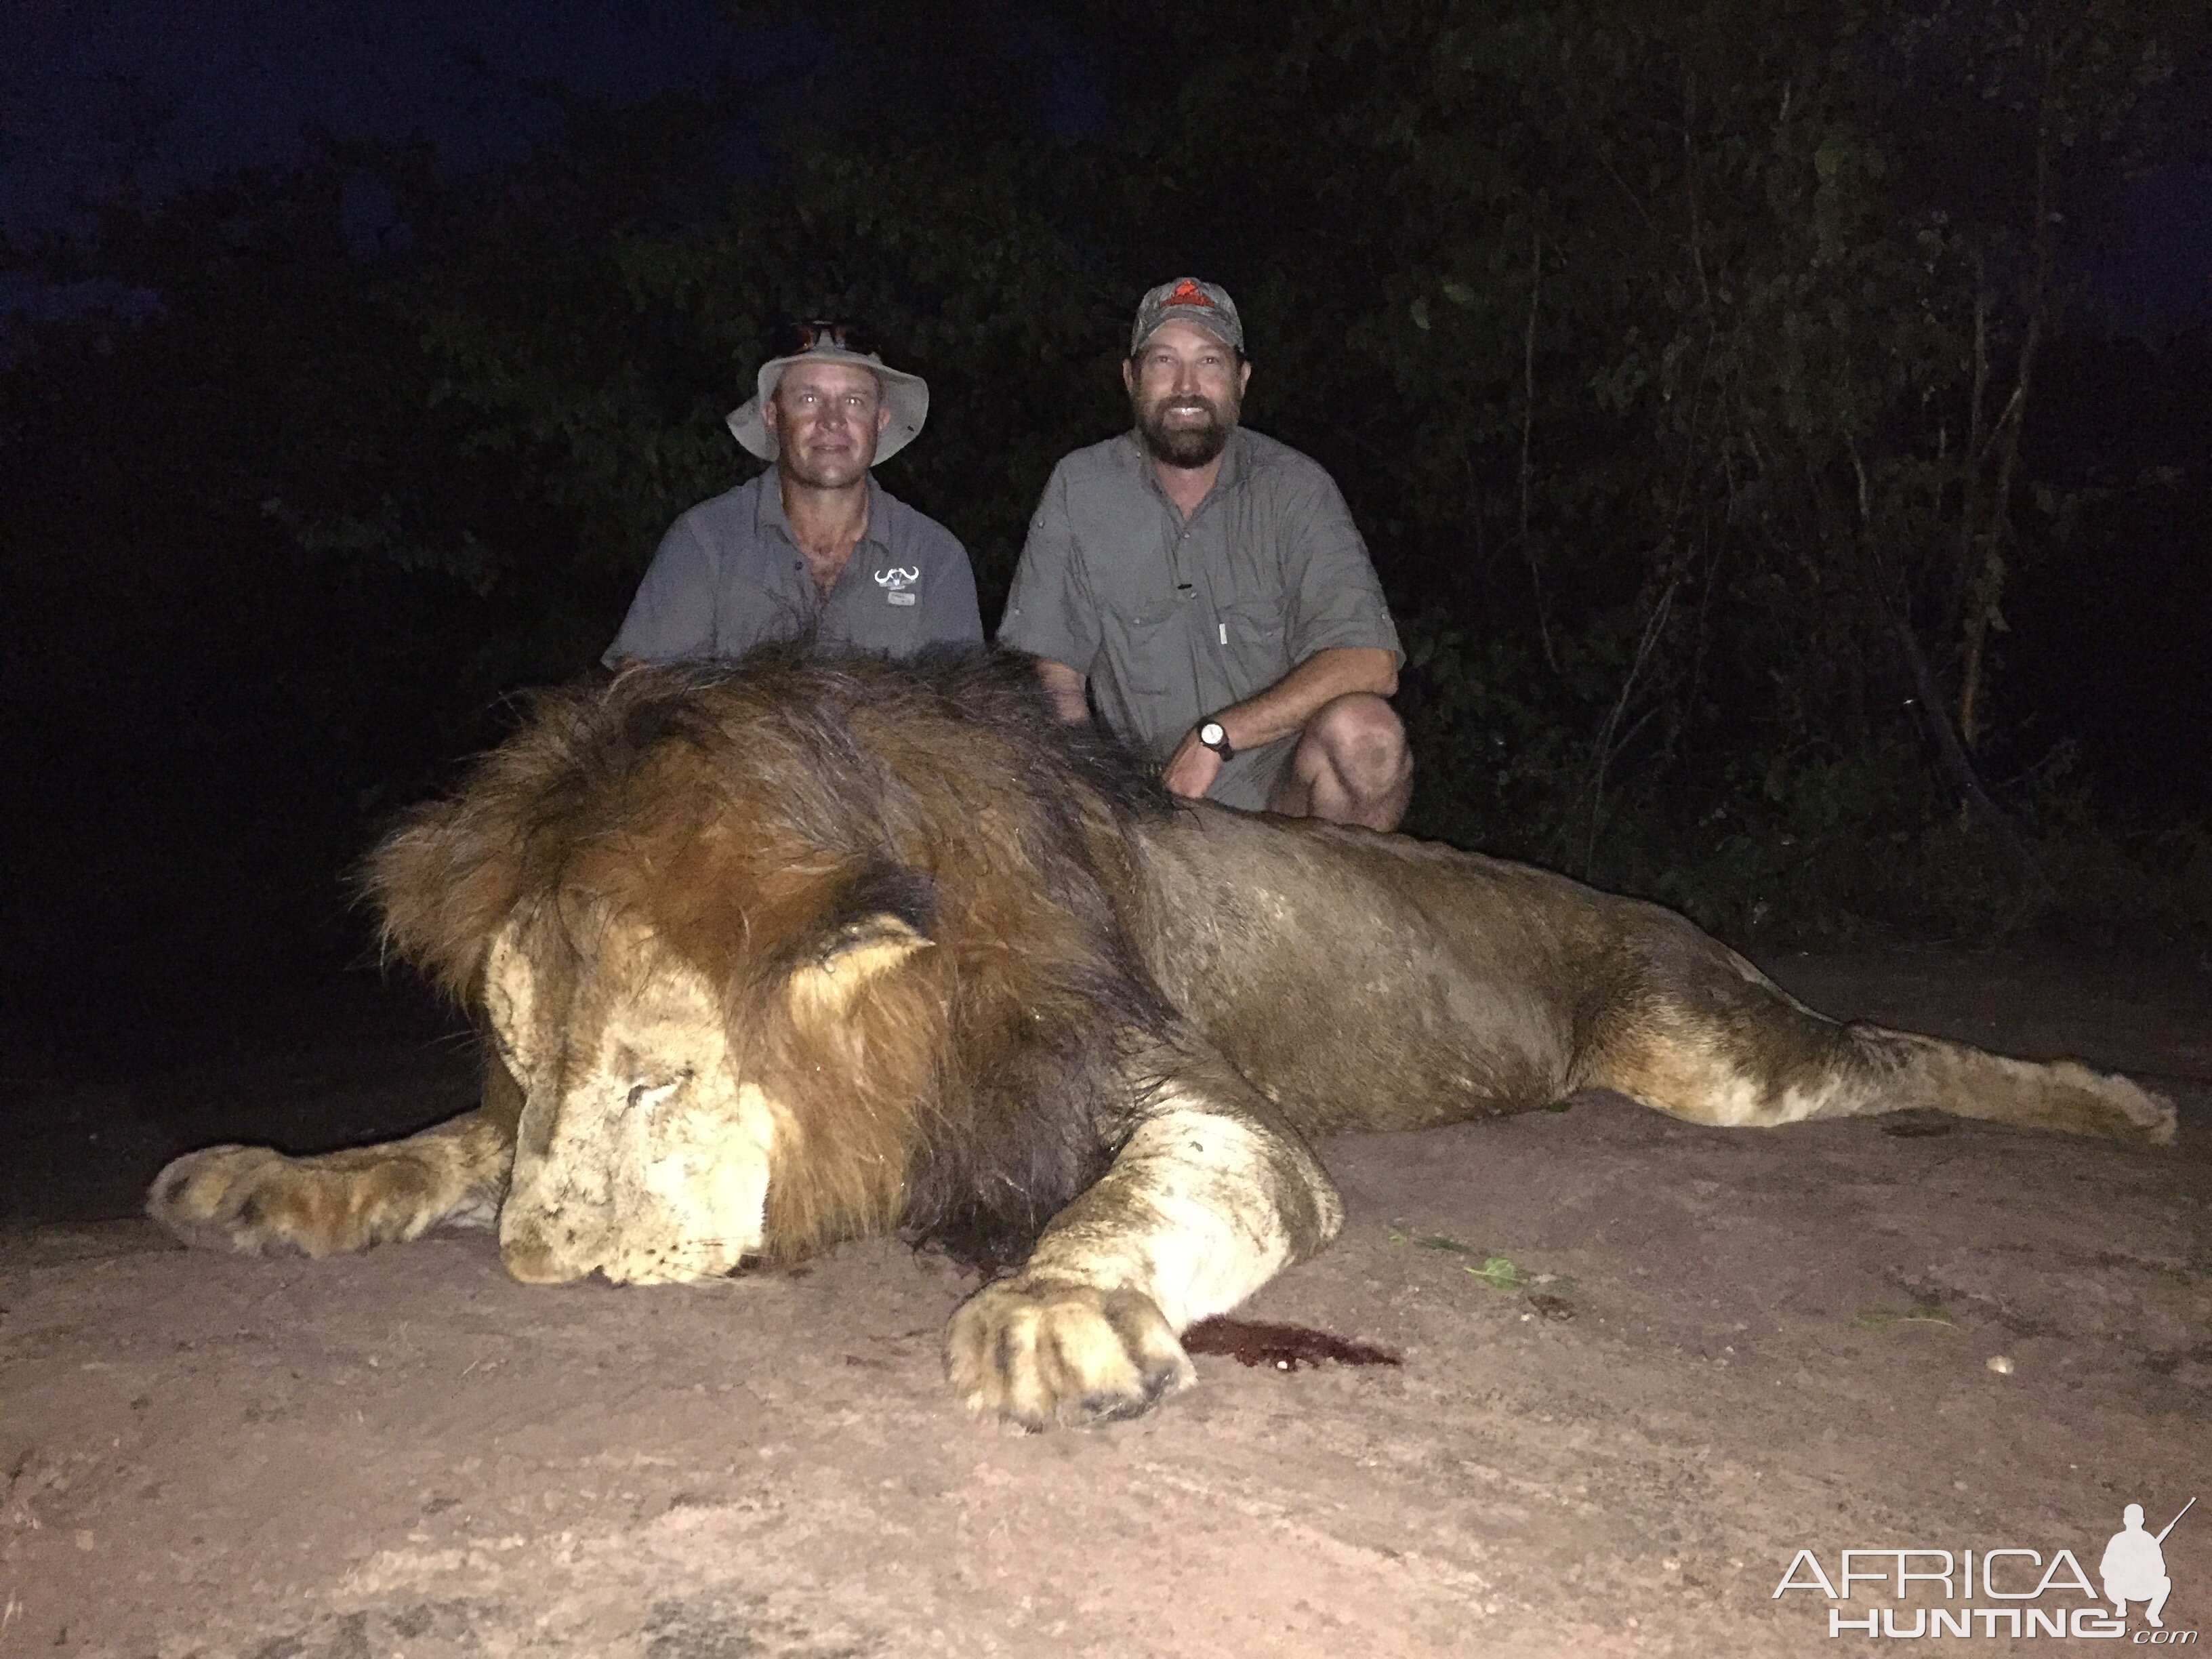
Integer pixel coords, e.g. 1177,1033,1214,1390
2070,57,2212,342
3,0,748,236
5,1,2208,338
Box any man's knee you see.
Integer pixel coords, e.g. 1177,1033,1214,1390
1277,694,1412,830
1300,694,1409,790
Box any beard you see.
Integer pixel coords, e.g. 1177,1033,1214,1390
1132,390,1239,468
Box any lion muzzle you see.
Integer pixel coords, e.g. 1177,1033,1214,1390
497,1072,779,1287
485,916,783,1287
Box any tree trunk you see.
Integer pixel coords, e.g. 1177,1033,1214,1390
1956,16,2062,751
1823,446,2051,899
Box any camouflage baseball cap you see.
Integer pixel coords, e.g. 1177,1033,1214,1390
1129,277,1244,355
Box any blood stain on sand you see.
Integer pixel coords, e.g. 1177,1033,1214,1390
1182,1316,1403,1372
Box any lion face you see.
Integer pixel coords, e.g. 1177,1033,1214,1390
474,865,947,1286
485,909,779,1286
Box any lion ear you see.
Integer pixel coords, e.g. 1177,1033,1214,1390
787,863,937,1019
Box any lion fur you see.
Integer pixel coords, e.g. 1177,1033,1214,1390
149,648,2175,1424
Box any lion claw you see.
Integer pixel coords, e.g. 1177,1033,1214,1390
945,1279,1195,1429
148,1145,392,1257
148,1146,304,1254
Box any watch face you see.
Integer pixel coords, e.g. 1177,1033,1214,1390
1200,722,1225,746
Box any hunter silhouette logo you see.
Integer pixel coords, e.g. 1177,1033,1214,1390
1774,1496,2197,1641
2104,1498,2192,1629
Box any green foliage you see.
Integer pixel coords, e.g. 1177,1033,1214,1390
1401,617,2212,941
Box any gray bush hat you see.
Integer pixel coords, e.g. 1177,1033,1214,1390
1129,277,1244,355
726,321,930,464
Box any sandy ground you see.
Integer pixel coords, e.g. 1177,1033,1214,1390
3,946,2209,1658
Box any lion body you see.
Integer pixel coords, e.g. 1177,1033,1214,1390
150,651,2175,1427
1128,808,2163,1143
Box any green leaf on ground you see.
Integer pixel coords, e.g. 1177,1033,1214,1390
1467,1255,1536,1292
1853,1300,1954,1331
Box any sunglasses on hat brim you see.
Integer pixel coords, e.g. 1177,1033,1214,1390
773,319,878,360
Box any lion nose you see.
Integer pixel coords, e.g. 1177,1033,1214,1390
498,1204,593,1285
499,1231,590,1285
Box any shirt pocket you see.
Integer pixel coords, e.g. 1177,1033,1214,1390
1096,604,1187,757
1217,596,1292,684
1101,603,1179,687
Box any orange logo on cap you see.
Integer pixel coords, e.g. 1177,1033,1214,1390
1165,280,1215,308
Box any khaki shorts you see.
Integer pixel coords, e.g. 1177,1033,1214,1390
1202,734,1300,813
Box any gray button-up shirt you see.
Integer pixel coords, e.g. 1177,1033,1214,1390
604,472,982,666
998,428,1400,804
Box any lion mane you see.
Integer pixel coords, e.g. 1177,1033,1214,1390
151,647,2175,1427
368,647,1185,1262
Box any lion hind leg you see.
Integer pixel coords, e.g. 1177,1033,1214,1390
1589,981,2175,1145
148,1108,516,1256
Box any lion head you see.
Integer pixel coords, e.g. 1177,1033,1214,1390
364,649,1174,1286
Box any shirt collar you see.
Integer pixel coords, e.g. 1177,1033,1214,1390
755,470,888,554
1124,425,1248,506
1213,425,1250,489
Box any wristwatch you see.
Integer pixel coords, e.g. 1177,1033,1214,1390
1195,719,1235,762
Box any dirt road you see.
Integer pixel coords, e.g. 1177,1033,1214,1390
3,947,2207,1657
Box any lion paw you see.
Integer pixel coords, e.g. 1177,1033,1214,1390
944,1279,1195,1430
148,1145,417,1257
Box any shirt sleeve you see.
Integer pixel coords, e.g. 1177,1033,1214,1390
916,529,985,653
995,462,1101,674
602,512,720,667
1280,465,1403,667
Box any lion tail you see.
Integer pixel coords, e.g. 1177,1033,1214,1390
1833,1023,2176,1144
1585,951,2176,1145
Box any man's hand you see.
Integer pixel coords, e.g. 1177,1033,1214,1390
1160,727,1226,800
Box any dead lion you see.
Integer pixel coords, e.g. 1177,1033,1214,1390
148,650,2175,1428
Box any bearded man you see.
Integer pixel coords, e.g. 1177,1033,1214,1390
998,279,1410,827
606,321,982,668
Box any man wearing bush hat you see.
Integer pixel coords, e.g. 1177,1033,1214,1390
999,278,1411,828
606,321,982,666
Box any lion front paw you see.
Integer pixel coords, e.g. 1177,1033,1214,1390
148,1145,425,1257
944,1278,1195,1430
